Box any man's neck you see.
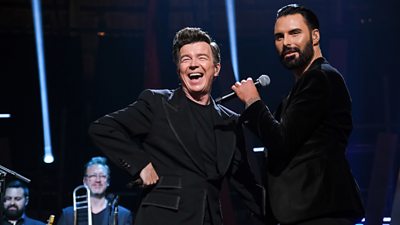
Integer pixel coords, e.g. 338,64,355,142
185,92,211,105
293,49,323,79
91,196,108,214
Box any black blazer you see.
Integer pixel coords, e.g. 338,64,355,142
89,88,264,225
241,58,365,224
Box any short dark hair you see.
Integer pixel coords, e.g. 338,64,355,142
5,180,29,198
276,4,320,30
84,156,110,178
172,27,221,65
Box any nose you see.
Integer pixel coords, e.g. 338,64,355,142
189,58,199,69
6,199,16,206
282,35,291,47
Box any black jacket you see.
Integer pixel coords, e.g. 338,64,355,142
241,58,365,224
89,88,264,225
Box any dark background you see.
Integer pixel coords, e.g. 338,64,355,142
1,0,399,224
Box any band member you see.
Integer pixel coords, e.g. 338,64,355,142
57,156,132,225
2,180,45,225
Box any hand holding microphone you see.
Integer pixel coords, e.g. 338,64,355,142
215,74,270,104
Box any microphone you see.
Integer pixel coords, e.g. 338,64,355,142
107,194,119,225
215,74,270,103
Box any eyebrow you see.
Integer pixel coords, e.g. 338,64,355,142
180,53,210,60
288,28,302,34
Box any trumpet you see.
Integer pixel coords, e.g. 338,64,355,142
73,185,92,225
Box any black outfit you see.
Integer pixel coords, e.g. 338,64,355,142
2,214,45,225
240,58,365,224
89,88,264,225
56,205,132,225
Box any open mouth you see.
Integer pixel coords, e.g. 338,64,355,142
189,73,203,80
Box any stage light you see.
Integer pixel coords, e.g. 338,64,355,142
31,0,54,164
0,114,11,118
225,0,239,82
356,217,392,225
44,152,54,163
253,147,265,152
383,217,391,222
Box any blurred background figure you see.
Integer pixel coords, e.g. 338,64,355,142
56,156,132,225
1,180,45,225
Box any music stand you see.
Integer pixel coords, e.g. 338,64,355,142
0,164,31,219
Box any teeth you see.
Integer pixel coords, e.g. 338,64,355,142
189,73,202,78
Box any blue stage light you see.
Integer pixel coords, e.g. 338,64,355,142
225,0,239,82
31,0,54,163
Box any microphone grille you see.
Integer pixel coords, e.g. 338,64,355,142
258,75,271,86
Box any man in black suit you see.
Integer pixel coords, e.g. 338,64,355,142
88,27,264,225
231,4,365,225
57,156,132,225
1,180,45,225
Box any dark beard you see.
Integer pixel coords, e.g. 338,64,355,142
280,39,314,70
4,206,24,220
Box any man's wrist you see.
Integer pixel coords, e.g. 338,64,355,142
245,97,261,109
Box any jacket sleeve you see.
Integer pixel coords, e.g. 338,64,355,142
88,89,156,177
240,70,330,160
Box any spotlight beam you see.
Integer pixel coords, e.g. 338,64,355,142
225,0,239,82
31,0,54,163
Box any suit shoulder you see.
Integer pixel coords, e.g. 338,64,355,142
138,89,173,100
117,205,132,214
61,206,74,215
24,217,46,225
140,89,173,96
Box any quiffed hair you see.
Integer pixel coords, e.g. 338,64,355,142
276,4,320,30
172,27,221,65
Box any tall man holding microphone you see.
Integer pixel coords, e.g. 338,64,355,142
232,4,365,225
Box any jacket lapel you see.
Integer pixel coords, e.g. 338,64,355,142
212,102,237,175
162,88,207,175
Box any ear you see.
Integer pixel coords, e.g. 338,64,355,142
25,196,29,206
214,63,221,77
312,29,320,45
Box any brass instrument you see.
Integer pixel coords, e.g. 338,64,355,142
46,215,55,225
73,185,92,225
